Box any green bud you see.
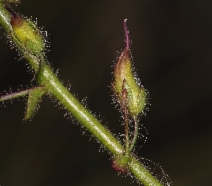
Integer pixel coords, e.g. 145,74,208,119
113,20,146,117
11,15,44,55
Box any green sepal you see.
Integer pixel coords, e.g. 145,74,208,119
137,87,146,114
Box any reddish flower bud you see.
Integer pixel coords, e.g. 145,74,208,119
10,14,44,55
113,20,146,116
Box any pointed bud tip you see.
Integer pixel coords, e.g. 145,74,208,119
123,19,130,51
11,15,23,27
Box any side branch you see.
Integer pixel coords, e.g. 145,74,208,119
0,1,163,185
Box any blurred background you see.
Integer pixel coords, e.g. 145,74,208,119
0,0,211,185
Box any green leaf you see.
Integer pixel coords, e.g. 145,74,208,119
24,87,46,120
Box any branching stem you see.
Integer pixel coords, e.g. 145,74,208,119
0,1,163,185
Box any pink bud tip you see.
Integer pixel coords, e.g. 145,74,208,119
123,19,130,51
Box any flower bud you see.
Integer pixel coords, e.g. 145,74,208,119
113,20,146,116
11,15,44,55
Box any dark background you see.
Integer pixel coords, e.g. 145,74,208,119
0,0,211,185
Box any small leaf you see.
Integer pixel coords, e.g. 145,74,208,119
24,87,46,120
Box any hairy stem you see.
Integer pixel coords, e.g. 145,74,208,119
0,89,29,101
123,93,130,156
129,116,139,152
0,1,163,185
0,87,45,102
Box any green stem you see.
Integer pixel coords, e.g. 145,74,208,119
40,63,124,155
129,157,163,186
0,1,163,185
123,95,130,156
0,1,12,32
129,116,139,152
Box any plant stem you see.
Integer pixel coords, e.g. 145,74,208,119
0,89,28,101
0,87,45,102
129,116,139,152
0,1,163,185
129,157,163,186
123,93,130,156
41,63,124,155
